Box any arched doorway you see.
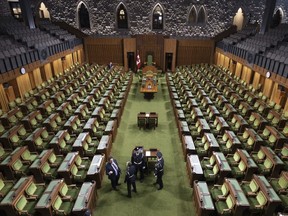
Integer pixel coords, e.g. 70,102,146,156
39,2,50,19
152,4,164,30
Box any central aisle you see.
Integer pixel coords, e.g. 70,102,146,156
94,75,196,216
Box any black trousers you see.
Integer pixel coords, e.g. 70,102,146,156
135,164,144,180
110,174,120,189
156,172,163,189
127,180,136,197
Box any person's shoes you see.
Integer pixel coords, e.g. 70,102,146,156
113,188,119,191
157,187,163,190
152,182,157,186
127,195,131,198
133,190,137,193
117,183,121,186
140,179,143,183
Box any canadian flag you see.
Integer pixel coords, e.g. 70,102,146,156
136,53,141,69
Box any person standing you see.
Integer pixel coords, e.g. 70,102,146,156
131,147,146,182
124,161,137,198
105,156,121,191
154,151,164,190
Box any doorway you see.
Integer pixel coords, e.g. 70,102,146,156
127,52,135,71
165,53,173,71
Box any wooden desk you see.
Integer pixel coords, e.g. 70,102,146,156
104,120,117,142
231,114,249,133
72,132,97,157
96,135,112,159
140,75,158,94
86,154,106,188
72,182,97,216
252,175,282,216
214,152,232,183
181,135,196,160
193,181,215,216
206,105,220,121
224,178,250,216
187,155,204,187
222,103,237,119
137,112,158,129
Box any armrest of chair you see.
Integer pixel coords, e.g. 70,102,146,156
217,195,227,201
247,192,257,196
222,208,232,213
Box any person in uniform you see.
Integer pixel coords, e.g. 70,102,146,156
124,161,137,198
105,156,121,191
154,151,164,190
131,147,146,182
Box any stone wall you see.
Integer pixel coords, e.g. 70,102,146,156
30,0,288,37
0,0,12,16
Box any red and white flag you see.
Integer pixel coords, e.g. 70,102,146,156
136,53,141,69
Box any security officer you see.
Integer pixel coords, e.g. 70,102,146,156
124,161,137,198
154,151,164,190
131,147,146,182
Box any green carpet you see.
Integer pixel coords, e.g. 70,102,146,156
93,75,196,216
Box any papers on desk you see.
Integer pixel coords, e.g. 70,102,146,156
145,113,150,117
145,150,151,157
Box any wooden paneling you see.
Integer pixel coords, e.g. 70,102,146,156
52,59,63,75
136,35,164,69
16,73,32,98
164,39,177,72
123,38,136,71
0,84,9,111
176,39,214,66
44,63,53,80
85,37,123,65
32,68,43,87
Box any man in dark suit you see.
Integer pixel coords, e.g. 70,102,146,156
131,147,146,182
124,161,137,198
154,151,164,190
105,156,121,191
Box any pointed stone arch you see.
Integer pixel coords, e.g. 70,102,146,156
271,8,283,28
152,3,164,30
233,8,244,30
39,2,50,19
77,1,90,29
197,6,207,24
188,5,197,24
116,2,128,29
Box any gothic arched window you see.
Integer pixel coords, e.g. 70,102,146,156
197,6,207,24
152,5,164,30
78,3,90,29
188,6,197,24
117,4,128,29
271,8,283,28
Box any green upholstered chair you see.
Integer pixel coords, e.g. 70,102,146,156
41,162,57,180
241,178,260,196
196,141,209,157
71,164,86,183
260,127,271,140
21,149,38,164
270,172,288,194
52,195,73,215
147,55,153,66
231,160,246,179
59,182,79,201
215,194,234,215
204,164,219,182
251,149,266,164
226,152,241,166
25,181,45,199
220,139,233,155
83,141,96,157
34,136,48,151
59,139,72,154
267,134,277,148
244,137,255,151
12,159,29,177
15,194,36,215
138,116,146,129
147,117,157,129
0,145,9,161
0,178,13,199
239,129,249,143
258,158,273,176
0,123,4,136
201,155,216,169
247,191,267,214
48,152,63,167
10,133,21,148
75,155,90,170
64,132,76,145
211,182,229,201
